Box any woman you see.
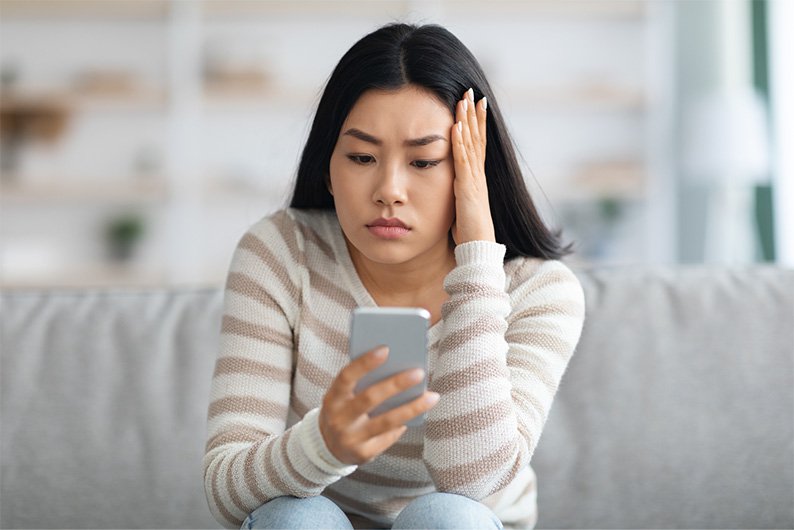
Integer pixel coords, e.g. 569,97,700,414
204,22,585,530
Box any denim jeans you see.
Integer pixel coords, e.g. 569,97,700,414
241,492,504,529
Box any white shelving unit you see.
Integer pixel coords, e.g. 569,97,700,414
0,0,675,288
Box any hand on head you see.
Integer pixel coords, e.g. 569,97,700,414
451,87,495,245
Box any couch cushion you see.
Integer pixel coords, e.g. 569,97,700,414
532,266,794,528
1,288,223,529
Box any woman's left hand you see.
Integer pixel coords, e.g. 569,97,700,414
450,88,496,245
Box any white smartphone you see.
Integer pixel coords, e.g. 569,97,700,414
349,307,430,427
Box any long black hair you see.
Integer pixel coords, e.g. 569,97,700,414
289,22,573,261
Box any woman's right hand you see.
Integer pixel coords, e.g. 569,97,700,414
319,346,440,466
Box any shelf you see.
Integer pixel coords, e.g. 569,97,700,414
197,177,290,205
443,0,646,18
200,0,644,19
0,263,230,289
201,82,319,106
0,0,169,20
553,194,646,207
201,0,413,18
505,85,645,110
0,263,170,290
538,161,647,204
0,0,645,20
1,88,168,111
0,178,169,204
199,80,642,109
70,89,168,110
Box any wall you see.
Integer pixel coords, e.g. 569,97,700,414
0,0,675,287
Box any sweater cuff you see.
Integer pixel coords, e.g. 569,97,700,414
454,240,506,265
298,407,358,477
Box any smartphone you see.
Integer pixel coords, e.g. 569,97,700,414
349,307,430,427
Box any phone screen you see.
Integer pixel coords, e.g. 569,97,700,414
349,307,430,426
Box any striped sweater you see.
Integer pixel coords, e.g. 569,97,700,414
203,208,586,529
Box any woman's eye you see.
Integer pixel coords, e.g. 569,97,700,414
412,160,441,169
348,155,374,165
347,155,440,169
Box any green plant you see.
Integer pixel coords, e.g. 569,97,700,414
105,214,144,261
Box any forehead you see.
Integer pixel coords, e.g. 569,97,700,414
341,86,453,135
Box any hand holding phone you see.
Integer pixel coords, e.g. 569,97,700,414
317,308,439,466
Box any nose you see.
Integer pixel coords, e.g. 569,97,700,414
372,161,407,206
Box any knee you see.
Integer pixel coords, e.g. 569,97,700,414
404,492,482,512
394,492,503,529
243,495,350,529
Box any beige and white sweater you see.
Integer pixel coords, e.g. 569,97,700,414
203,208,585,529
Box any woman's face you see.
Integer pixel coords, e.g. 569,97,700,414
328,85,456,267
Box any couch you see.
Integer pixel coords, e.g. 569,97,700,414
2,265,792,529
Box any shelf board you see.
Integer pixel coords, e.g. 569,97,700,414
1,84,643,111
201,0,412,18
199,0,644,19
0,263,170,290
442,0,646,18
1,88,168,111
199,182,292,207
553,193,646,205
0,0,644,22
504,85,645,110
0,263,229,289
0,178,169,204
200,81,643,110
69,88,168,110
0,0,169,20
536,161,647,204
201,82,320,106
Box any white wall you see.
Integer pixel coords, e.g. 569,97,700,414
768,0,794,266
0,1,674,287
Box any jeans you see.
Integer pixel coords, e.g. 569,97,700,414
241,492,504,529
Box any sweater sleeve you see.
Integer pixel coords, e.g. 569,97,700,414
202,211,357,529
423,241,585,499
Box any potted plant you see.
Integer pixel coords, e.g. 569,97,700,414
105,213,144,262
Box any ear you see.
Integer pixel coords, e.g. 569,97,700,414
325,172,333,196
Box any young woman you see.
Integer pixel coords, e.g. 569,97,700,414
204,22,585,530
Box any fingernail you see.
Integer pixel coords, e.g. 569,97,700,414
462,98,468,112
467,87,474,101
373,346,388,358
456,121,462,133
426,392,440,405
482,97,487,110
408,369,424,382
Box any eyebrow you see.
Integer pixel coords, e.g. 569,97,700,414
342,128,447,147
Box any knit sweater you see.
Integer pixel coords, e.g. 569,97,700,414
203,208,586,529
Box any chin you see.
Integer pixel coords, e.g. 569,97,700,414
356,244,416,265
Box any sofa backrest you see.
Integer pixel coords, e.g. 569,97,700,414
1,266,792,528
531,266,794,528
1,288,223,529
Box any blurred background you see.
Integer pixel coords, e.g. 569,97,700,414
0,0,790,288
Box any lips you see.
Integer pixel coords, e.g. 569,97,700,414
367,218,409,229
366,217,410,240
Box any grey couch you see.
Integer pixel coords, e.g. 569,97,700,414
2,266,792,529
